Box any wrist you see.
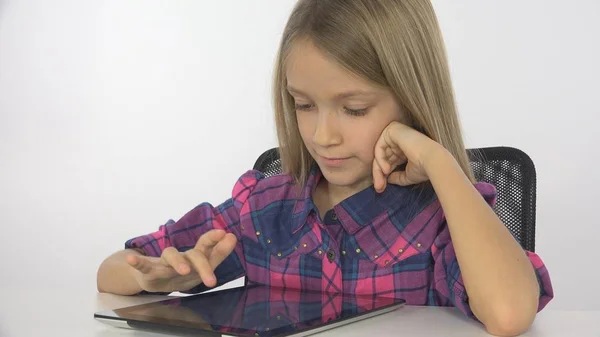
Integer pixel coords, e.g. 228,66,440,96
424,145,471,192
422,143,455,176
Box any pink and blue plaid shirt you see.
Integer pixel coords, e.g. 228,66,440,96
126,164,554,319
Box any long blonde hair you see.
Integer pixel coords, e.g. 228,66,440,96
273,0,474,187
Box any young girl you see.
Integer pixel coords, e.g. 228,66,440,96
97,0,553,335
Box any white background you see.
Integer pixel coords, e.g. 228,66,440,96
1,0,598,312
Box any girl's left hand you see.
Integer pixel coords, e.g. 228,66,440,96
372,121,444,192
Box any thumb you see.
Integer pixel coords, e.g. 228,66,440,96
126,254,153,274
387,171,413,186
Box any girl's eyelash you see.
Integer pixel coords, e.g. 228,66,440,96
294,104,369,116
344,107,369,116
295,104,315,111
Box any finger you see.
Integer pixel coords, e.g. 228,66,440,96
376,142,405,177
388,152,405,166
194,229,227,254
126,254,154,274
161,247,191,275
385,147,398,165
387,171,413,186
372,159,387,193
208,233,238,267
374,137,392,175
385,148,407,171
185,249,216,287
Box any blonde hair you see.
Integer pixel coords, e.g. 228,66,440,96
273,0,474,187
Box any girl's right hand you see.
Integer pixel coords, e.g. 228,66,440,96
125,229,238,293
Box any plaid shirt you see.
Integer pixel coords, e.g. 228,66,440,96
126,164,554,319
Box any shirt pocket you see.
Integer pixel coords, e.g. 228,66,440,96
349,213,433,268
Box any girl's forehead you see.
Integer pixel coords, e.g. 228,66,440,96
285,40,379,95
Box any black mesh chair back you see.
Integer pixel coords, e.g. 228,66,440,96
253,146,537,252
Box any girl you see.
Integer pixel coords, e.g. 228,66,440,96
97,0,553,335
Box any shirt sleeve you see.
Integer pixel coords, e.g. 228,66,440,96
124,170,264,294
431,182,554,319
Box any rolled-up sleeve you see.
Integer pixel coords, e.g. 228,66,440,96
432,240,554,318
431,182,554,318
124,170,264,293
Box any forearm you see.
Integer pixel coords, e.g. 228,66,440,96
425,148,539,335
97,249,143,296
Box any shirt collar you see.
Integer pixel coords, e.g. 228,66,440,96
290,163,437,235
290,163,321,234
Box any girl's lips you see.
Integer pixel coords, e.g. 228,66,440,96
319,155,350,167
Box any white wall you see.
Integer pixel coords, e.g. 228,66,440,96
0,0,598,310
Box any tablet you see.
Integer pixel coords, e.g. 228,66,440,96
95,284,405,337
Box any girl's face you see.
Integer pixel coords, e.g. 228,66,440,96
286,39,406,192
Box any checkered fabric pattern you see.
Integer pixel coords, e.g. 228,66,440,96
126,164,553,319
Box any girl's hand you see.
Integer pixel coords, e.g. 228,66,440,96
372,121,444,192
125,229,237,293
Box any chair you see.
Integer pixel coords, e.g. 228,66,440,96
253,146,537,252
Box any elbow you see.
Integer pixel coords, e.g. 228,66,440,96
475,277,541,336
485,317,534,337
96,258,113,293
96,278,106,293
482,302,538,337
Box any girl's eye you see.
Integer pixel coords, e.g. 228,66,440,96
295,103,315,111
344,107,369,116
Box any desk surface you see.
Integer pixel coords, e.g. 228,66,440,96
1,287,598,337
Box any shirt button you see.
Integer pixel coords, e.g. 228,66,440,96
327,250,336,262
331,211,338,221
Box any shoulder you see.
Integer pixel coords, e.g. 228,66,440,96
231,169,301,205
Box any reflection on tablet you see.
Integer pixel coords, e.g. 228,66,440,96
95,284,405,337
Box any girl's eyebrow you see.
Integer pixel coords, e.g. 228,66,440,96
287,85,377,100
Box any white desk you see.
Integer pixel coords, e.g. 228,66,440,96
1,287,598,337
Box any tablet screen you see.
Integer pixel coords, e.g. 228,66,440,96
96,284,405,337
